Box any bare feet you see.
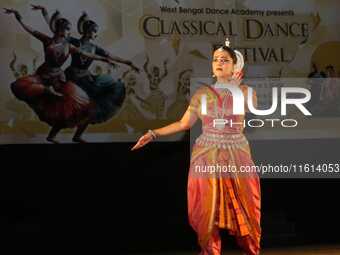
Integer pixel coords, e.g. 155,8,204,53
46,136,60,144
72,137,88,143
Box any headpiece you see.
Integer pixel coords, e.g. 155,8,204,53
49,10,70,33
77,12,98,35
217,38,244,72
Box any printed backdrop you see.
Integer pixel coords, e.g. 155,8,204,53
0,0,340,143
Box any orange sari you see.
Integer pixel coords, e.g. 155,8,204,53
187,84,261,255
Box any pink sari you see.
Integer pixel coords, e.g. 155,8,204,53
187,84,261,255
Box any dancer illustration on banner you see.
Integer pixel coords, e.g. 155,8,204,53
9,51,38,79
131,38,261,255
8,51,38,123
117,69,154,132
167,69,192,120
142,55,169,119
32,5,140,142
4,6,125,143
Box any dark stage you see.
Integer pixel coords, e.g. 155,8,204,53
0,137,339,253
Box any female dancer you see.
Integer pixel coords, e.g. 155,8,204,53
4,8,118,143
142,55,168,119
131,39,261,255
32,5,140,142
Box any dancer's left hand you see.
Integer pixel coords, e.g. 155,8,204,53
232,70,244,85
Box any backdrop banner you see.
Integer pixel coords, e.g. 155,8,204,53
0,0,339,143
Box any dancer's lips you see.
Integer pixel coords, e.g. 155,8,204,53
216,68,223,71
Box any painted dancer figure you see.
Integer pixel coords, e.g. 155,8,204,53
4,7,117,143
9,51,38,79
131,39,261,255
118,69,154,132
166,69,192,120
142,55,168,119
32,5,140,142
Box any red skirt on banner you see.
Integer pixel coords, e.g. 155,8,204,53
11,74,92,128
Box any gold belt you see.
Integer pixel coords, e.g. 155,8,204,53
195,132,248,149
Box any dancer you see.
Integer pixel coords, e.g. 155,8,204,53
131,38,261,255
32,5,140,142
4,8,117,143
166,69,192,120
142,55,168,119
118,69,154,131
10,51,38,79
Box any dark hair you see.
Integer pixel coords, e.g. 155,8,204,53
49,10,71,33
326,65,334,70
212,44,237,64
83,20,98,34
55,18,71,32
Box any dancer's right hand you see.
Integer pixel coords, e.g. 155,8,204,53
231,70,244,86
130,132,154,151
31,4,46,11
3,8,21,20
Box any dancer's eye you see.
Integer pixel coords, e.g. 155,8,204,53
213,58,230,64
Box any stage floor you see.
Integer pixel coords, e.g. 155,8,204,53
133,244,340,254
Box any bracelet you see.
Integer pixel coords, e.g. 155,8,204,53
148,129,157,140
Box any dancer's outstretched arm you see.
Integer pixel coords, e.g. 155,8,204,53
9,51,20,78
31,4,50,24
70,45,116,66
130,106,198,151
160,59,169,82
9,51,17,73
96,47,140,73
143,55,152,80
3,8,50,43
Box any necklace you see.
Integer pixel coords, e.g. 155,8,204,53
205,84,230,130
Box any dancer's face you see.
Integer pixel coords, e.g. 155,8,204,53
152,66,160,77
86,26,98,41
59,24,71,38
212,50,234,79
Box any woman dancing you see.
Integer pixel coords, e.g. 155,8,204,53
131,39,261,255
32,5,140,142
4,7,119,143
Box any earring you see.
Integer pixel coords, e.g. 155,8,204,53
212,74,216,78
